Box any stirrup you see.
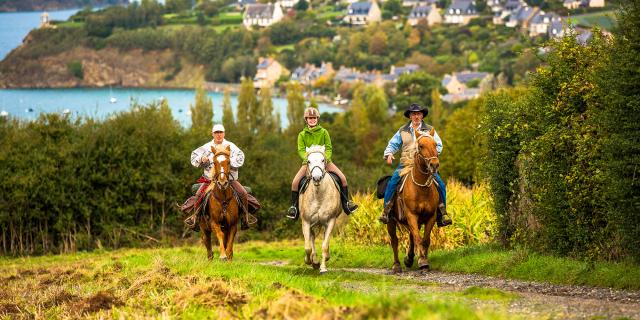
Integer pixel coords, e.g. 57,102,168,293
346,201,358,214
286,206,298,220
184,214,199,232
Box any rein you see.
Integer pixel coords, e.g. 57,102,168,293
211,150,233,216
411,134,438,188
306,151,326,182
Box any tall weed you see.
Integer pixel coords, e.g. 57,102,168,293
338,179,497,250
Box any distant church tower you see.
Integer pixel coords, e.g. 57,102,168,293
40,12,50,28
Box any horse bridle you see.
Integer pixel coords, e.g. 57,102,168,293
306,151,326,184
412,134,438,188
211,151,232,215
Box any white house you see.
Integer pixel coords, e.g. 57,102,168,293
444,0,478,25
343,1,382,25
254,57,289,89
408,4,442,26
529,11,557,37
243,3,284,29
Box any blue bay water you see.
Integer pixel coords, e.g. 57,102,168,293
0,9,79,60
0,87,339,127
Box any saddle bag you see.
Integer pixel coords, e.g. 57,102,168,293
376,175,392,199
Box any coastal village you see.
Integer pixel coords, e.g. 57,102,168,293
4,0,614,110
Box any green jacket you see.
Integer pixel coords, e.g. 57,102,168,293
297,125,333,164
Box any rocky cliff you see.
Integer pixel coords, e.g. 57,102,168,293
0,46,206,89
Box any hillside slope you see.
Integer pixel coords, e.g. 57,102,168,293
0,45,205,88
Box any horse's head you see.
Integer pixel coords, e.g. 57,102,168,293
210,144,232,190
305,145,326,185
415,128,440,176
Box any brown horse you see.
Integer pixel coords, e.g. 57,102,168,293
387,128,440,273
201,144,240,261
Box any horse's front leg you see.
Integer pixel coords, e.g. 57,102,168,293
302,220,313,266
319,218,336,274
405,211,428,269
225,217,238,261
211,220,227,261
202,230,213,261
405,231,415,268
387,220,402,274
419,214,437,270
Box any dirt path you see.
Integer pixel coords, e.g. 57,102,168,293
343,267,640,319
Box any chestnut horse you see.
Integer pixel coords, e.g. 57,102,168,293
201,144,239,261
387,128,440,273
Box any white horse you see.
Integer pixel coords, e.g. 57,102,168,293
299,145,343,274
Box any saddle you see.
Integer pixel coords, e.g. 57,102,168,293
299,172,342,195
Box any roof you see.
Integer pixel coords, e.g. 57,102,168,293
410,5,434,17
504,0,522,10
530,11,553,24
348,1,373,15
257,58,274,69
448,0,475,12
391,64,420,76
442,71,489,86
245,3,275,19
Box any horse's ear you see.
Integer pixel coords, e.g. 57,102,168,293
320,146,325,153
429,128,435,136
305,147,310,153
225,145,231,152
211,145,216,153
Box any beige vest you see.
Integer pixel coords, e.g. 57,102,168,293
399,122,433,161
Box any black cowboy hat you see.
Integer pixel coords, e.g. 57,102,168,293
403,103,429,118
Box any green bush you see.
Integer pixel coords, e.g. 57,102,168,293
67,60,83,79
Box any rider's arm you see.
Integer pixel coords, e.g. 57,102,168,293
383,130,402,159
297,132,307,162
433,130,443,155
229,142,245,169
323,129,333,163
190,143,210,168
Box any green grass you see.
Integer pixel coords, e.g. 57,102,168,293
274,44,295,52
0,242,515,319
570,10,617,30
1,240,638,318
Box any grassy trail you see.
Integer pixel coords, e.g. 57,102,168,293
1,240,639,319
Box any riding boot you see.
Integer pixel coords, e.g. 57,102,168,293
436,203,453,227
340,186,358,215
286,191,299,220
240,198,250,230
378,195,395,224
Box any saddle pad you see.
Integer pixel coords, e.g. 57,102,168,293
299,172,341,194
376,175,392,199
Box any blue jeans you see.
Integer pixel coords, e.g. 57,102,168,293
383,166,446,208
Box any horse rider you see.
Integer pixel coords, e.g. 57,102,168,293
180,124,251,230
378,103,452,227
286,107,359,220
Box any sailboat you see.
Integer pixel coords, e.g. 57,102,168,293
109,86,117,104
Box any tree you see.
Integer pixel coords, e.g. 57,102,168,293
221,88,237,137
395,71,441,113
237,78,257,132
189,86,213,136
286,82,305,134
257,86,278,134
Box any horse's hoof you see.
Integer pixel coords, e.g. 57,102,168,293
304,255,311,265
220,256,228,262
391,263,402,274
404,256,414,268
320,268,328,274
312,262,320,270
418,261,430,270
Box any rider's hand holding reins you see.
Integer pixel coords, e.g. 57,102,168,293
386,154,395,165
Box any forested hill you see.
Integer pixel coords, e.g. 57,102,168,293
0,0,127,12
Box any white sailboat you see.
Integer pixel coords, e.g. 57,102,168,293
109,86,117,104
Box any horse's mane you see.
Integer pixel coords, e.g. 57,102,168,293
213,144,230,156
399,134,435,177
306,145,325,156
399,143,417,178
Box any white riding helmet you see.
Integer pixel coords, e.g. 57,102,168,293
303,107,320,119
